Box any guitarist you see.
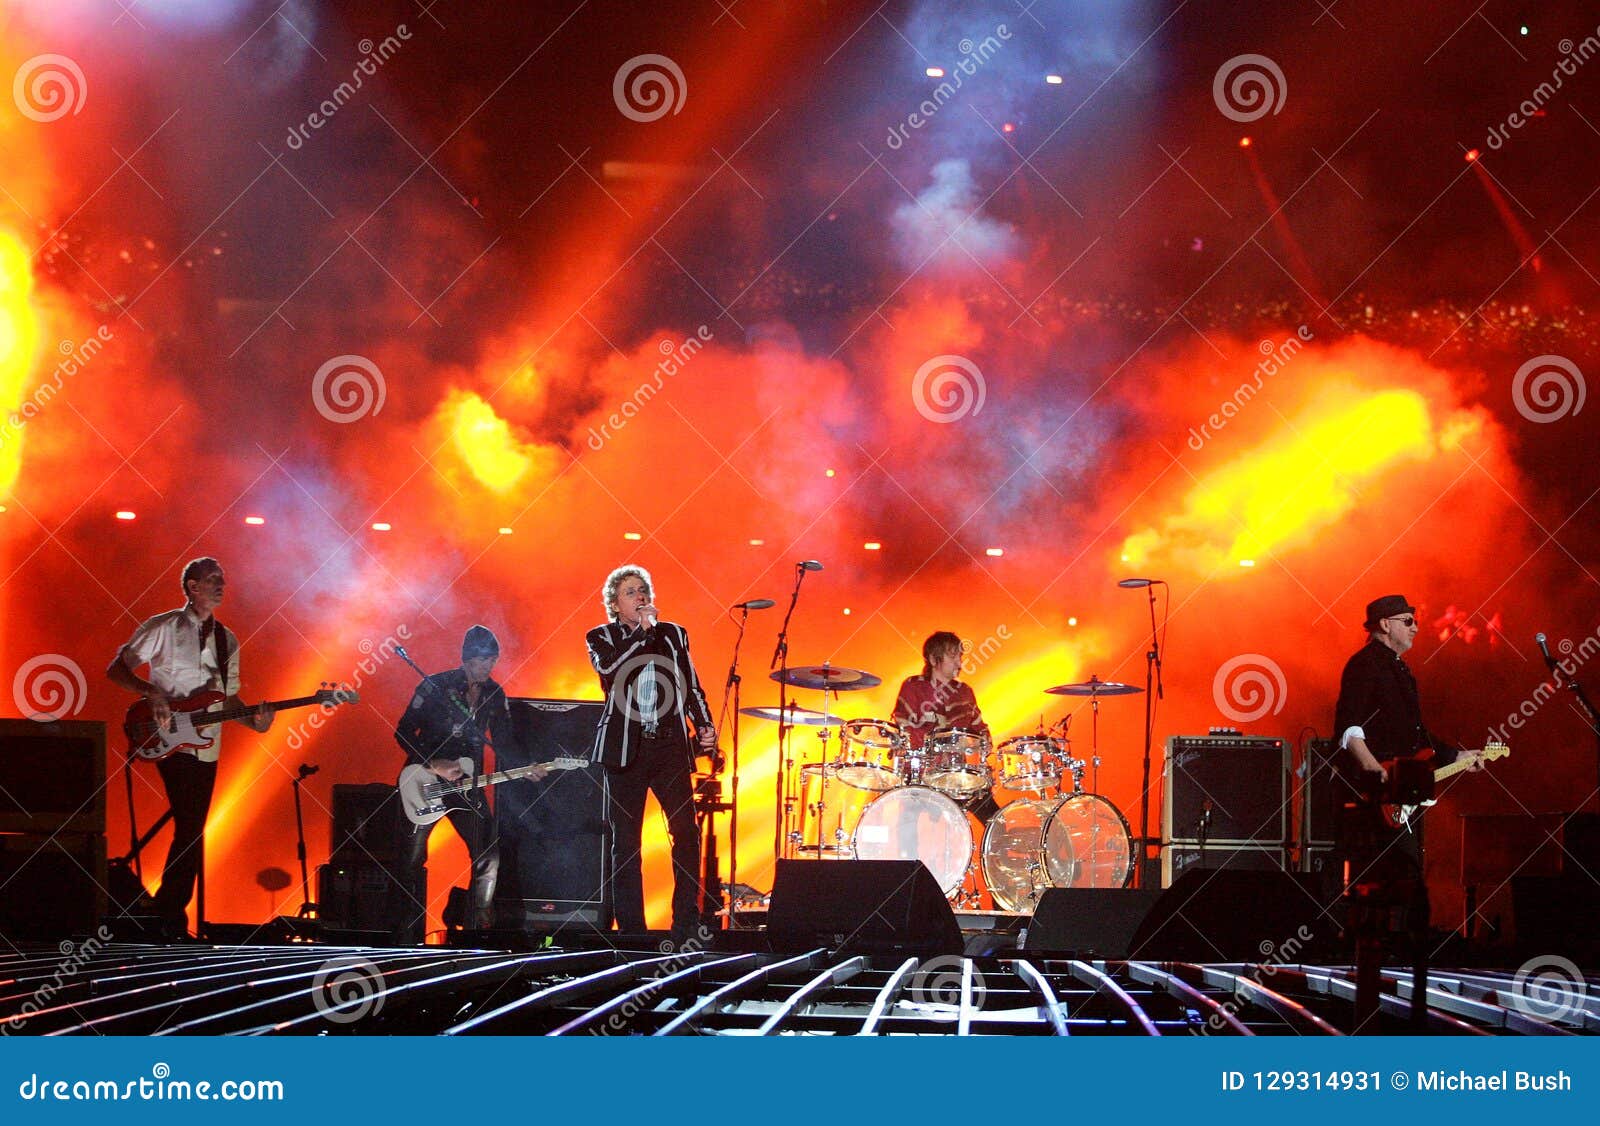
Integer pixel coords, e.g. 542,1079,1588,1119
105,557,275,938
1334,593,1482,928
388,625,543,944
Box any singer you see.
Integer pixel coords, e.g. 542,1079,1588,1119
587,564,717,944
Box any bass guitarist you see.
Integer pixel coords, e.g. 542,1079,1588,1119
388,625,544,943
106,556,275,939
1334,593,1483,931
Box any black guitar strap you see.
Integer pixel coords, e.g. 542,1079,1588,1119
212,619,232,690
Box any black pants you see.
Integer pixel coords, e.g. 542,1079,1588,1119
391,791,499,944
1340,802,1430,938
606,735,701,932
151,753,217,923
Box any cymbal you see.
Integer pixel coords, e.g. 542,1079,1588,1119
1046,675,1144,697
739,703,842,726
770,665,882,691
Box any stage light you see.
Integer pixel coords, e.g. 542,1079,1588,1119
115,510,136,521
1002,122,1015,133
1045,74,1063,85
498,527,513,535
1239,558,1255,568
1465,149,1480,162
748,538,765,546
863,541,881,551
1520,25,1529,36
0,504,7,513
371,522,391,532
244,516,265,526
825,468,836,478
926,67,945,78
985,547,1004,557
1068,617,1078,627
842,607,852,615
1239,136,1252,148
623,531,643,541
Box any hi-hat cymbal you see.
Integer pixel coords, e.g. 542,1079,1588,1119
770,665,882,691
1045,675,1144,697
738,704,842,726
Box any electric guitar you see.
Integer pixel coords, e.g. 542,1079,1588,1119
398,756,591,826
1383,742,1510,829
125,684,357,761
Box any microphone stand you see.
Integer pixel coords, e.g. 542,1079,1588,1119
1544,641,1600,811
771,564,811,863
291,763,319,919
722,607,751,907
1136,583,1165,890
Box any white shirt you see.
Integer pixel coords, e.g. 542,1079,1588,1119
122,607,240,763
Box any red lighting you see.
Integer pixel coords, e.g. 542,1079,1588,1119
1465,149,1480,162
1239,136,1252,148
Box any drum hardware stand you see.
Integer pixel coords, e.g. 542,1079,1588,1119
770,562,816,862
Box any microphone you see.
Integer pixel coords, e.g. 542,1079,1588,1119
298,763,319,778
1537,632,1561,674
734,599,776,611
1117,577,1163,588
797,560,824,572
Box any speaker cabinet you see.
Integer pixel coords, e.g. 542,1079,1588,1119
0,719,106,835
330,784,402,868
1129,868,1332,961
1164,735,1287,844
496,700,609,928
767,859,962,955
1302,738,1363,847
1162,842,1292,886
317,862,399,932
0,832,106,940
1024,889,1162,955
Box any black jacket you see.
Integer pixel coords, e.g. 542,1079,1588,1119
394,668,514,772
585,620,713,769
1333,639,1458,771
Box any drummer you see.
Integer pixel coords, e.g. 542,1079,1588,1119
892,631,991,749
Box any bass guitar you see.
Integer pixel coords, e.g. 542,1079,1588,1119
125,684,357,761
398,756,591,826
1383,742,1510,829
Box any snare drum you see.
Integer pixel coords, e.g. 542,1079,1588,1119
834,719,906,791
922,727,992,800
991,735,1066,793
853,785,973,896
793,763,874,858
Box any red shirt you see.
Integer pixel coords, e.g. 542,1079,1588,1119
892,675,989,748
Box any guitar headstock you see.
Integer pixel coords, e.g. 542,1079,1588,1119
1480,741,1511,762
318,682,360,706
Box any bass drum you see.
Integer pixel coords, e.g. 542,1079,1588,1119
1041,794,1133,891
853,786,973,896
980,795,1134,911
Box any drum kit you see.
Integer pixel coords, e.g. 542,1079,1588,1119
743,663,1146,912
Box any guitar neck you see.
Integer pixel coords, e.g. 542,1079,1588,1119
1434,745,1509,784
202,694,326,725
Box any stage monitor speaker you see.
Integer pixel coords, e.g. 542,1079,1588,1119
330,784,401,868
1128,868,1329,961
0,719,105,835
1024,889,1162,955
1164,735,1287,844
317,862,399,932
767,859,962,955
0,832,106,940
497,700,609,928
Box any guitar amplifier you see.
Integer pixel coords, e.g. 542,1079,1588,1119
0,831,106,939
1164,734,1288,845
1302,737,1363,847
0,719,105,835
330,783,403,868
496,700,609,928
317,862,400,932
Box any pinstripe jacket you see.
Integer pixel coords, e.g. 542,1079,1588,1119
585,619,714,769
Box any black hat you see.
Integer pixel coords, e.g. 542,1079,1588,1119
461,624,500,661
1363,594,1415,629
